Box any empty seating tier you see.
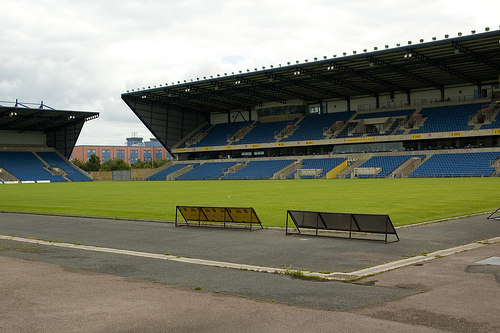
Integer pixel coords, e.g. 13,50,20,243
351,155,425,178
0,152,66,182
287,158,346,179
410,152,500,177
222,159,296,180
176,161,238,180
409,103,484,134
37,152,92,182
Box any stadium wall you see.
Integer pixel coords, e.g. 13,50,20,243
0,131,46,146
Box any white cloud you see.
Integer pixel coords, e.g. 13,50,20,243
1,0,498,146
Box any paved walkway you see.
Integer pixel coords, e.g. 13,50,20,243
0,212,499,332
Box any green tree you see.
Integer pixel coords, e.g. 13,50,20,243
86,154,101,171
100,158,131,171
71,158,88,171
131,159,169,169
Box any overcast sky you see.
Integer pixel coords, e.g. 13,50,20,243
1,0,498,146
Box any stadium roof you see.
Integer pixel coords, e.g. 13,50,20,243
0,101,99,158
122,29,500,152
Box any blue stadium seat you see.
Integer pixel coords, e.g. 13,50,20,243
37,152,92,182
236,121,289,145
287,158,346,179
190,122,250,147
147,163,199,180
350,155,425,178
222,159,296,180
409,103,484,134
410,152,500,177
176,161,238,180
0,152,67,182
282,111,354,142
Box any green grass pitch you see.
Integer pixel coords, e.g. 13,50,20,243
1,177,498,227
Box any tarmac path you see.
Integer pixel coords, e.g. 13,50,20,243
0,212,498,332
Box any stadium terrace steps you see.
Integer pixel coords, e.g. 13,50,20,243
221,159,297,180
0,151,67,183
409,152,500,177
409,103,485,134
176,161,239,180
36,151,92,182
287,158,346,179
190,122,251,148
237,121,290,145
281,112,354,142
147,163,199,181
348,155,426,179
173,103,496,151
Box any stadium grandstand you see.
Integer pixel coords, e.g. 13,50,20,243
121,28,500,180
0,100,98,183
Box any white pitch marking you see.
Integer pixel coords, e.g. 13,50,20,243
1,235,499,281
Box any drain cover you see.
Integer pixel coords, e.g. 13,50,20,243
475,257,500,266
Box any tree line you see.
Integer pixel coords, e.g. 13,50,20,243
72,154,169,172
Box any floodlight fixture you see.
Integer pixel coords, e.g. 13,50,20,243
296,60,299,64
363,49,367,53
396,43,400,47
68,115,76,120
408,41,412,45
327,65,335,70
385,45,389,49
343,52,347,56
323,56,327,59
374,47,378,50
420,39,424,43
270,65,273,68
224,73,227,76
287,62,291,65
485,27,490,32
9,112,17,117
471,30,476,35
458,32,462,36
333,54,337,58
148,86,151,88
352,51,356,54
432,37,437,41
262,66,265,69
445,34,449,38
305,59,308,62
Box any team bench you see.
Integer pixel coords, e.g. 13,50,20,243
286,210,399,243
175,206,263,231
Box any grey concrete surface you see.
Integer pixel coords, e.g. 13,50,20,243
0,212,499,332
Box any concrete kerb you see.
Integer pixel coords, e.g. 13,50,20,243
2,233,499,282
